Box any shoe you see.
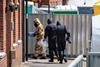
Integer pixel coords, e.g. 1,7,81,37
33,56,37,59
57,58,60,61
59,61,63,64
64,59,67,62
40,56,46,59
49,59,54,62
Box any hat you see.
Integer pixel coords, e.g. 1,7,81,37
33,18,41,25
47,19,52,24
57,21,61,25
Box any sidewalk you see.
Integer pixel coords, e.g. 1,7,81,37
21,59,72,67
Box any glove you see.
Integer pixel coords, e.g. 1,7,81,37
43,39,46,41
66,37,71,44
28,32,36,37
68,40,71,44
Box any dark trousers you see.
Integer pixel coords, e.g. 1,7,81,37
58,50,63,61
57,42,66,62
48,41,58,61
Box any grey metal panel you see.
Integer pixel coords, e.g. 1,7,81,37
81,15,86,55
85,15,92,55
87,52,100,67
69,15,73,56
73,15,78,55
77,15,82,55
91,15,100,52
25,14,92,56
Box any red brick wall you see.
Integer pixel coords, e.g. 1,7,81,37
3,0,7,52
11,44,22,67
13,0,19,43
11,0,22,66
0,0,3,50
0,0,22,67
19,0,22,39
6,0,13,66
0,56,7,67
0,0,7,67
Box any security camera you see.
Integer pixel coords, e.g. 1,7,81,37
8,1,15,12
5,1,19,12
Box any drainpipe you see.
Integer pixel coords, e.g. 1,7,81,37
22,0,25,62
25,0,28,61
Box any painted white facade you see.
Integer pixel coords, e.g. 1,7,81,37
68,0,100,6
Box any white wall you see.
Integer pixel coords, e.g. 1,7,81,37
68,0,100,6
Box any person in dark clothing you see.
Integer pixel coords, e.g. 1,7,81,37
44,19,58,62
56,21,71,63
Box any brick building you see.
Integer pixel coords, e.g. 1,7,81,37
0,0,22,67
29,0,69,7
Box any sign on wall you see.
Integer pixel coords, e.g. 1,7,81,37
78,7,93,14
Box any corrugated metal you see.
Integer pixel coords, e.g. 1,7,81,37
26,14,92,56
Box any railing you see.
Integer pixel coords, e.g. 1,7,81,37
67,55,83,67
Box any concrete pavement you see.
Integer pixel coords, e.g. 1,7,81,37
21,59,72,67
